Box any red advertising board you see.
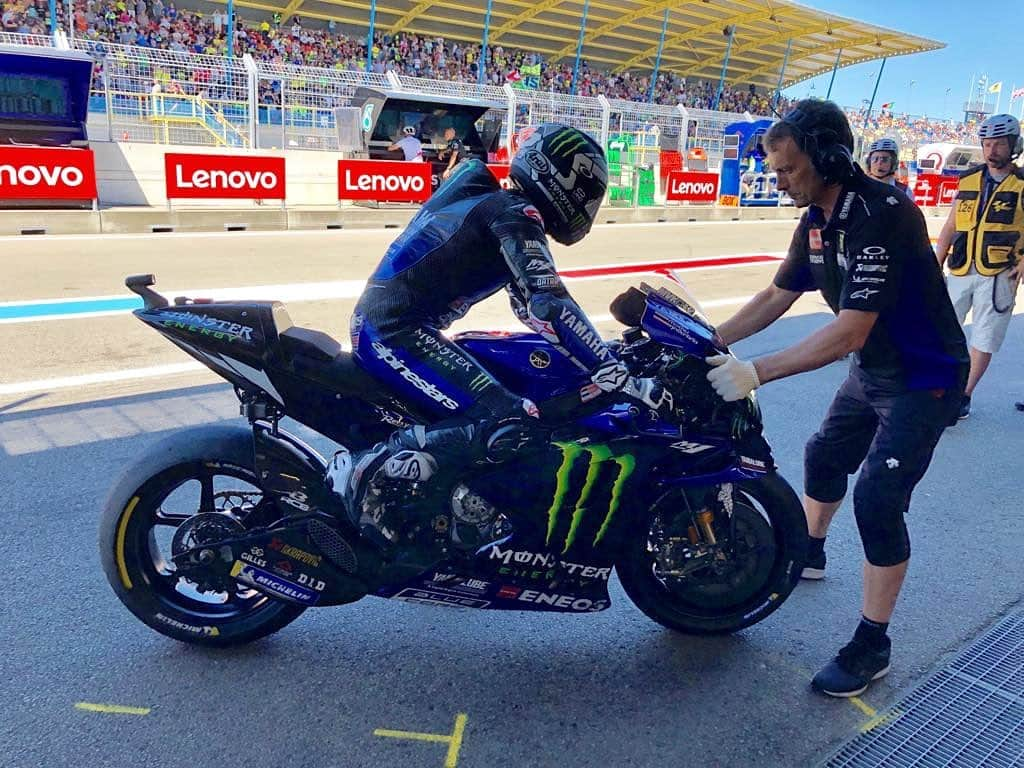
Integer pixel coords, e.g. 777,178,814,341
665,171,719,203
0,147,97,199
165,153,286,200
487,164,511,189
338,159,432,203
912,175,958,207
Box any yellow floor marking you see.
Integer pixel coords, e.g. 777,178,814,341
848,697,876,718
74,702,151,715
860,709,901,734
374,712,468,768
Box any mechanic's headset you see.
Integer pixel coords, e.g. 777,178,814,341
779,107,855,185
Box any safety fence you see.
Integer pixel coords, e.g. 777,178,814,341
0,33,765,171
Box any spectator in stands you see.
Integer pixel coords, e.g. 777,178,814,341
388,125,424,162
16,0,989,158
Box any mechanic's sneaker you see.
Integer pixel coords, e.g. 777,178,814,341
957,394,971,420
812,637,891,698
801,551,826,580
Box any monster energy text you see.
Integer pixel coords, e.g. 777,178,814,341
160,311,254,343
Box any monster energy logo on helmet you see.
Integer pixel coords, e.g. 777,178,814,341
510,124,608,247
545,441,636,554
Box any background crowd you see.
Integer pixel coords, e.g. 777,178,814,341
2,0,984,153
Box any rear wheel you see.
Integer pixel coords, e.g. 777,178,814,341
617,472,806,635
99,426,306,647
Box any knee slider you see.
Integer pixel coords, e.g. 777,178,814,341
852,479,911,567
804,436,848,503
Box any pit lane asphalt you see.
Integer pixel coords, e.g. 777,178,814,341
1,221,1022,768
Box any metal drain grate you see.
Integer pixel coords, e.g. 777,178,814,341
826,610,1024,768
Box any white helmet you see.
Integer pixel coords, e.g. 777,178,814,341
402,126,417,136
866,137,899,157
978,114,1022,158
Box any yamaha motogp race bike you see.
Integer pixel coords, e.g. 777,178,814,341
100,274,807,646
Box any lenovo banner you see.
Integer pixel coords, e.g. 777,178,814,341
487,164,511,189
0,147,97,200
665,171,719,203
912,175,958,207
165,153,286,200
338,159,432,203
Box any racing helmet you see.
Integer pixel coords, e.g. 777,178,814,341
509,124,608,246
978,114,1022,159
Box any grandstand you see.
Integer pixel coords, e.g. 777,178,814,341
0,0,963,165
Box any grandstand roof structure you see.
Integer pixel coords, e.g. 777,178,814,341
225,0,944,89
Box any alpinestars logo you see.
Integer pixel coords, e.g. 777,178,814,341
372,341,459,410
545,442,636,554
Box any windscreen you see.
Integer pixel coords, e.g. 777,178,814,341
639,274,711,326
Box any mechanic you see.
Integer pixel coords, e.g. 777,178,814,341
329,124,670,546
864,137,910,196
438,126,465,180
934,114,1024,420
709,99,968,697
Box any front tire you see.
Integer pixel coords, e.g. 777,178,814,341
99,425,307,647
617,472,806,635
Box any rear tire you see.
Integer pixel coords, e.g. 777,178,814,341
617,472,806,635
99,425,307,647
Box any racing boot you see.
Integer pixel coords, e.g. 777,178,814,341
330,415,546,550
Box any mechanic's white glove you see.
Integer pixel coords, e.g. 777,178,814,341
705,354,760,402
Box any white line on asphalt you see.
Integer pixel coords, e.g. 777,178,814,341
0,259,780,323
0,296,755,396
0,218,794,243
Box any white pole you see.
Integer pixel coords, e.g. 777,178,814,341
995,86,1001,114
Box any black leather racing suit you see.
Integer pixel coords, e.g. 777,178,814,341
350,159,613,426
343,160,618,538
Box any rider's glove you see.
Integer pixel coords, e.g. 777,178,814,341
705,354,760,402
622,376,674,414
583,361,673,414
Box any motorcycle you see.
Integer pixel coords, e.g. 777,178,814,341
100,273,807,646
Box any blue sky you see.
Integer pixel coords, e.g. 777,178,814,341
779,1,1023,120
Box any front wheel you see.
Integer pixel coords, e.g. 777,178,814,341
99,425,307,647
617,472,807,635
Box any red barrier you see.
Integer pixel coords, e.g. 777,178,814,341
659,151,683,193
665,171,719,203
912,175,958,207
487,164,511,189
338,159,432,203
0,147,97,200
165,153,286,200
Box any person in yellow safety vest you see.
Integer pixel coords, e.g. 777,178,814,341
935,113,1024,420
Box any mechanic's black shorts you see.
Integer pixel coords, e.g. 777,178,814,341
803,369,961,566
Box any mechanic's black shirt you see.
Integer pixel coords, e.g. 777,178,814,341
774,167,968,391
444,137,464,164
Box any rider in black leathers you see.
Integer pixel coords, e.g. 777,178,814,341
331,124,670,544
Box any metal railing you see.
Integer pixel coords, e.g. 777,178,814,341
2,32,772,168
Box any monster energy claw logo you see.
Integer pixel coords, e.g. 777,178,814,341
545,442,636,554
549,128,589,159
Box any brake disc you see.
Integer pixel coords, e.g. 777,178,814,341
171,513,246,592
